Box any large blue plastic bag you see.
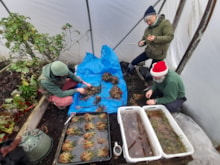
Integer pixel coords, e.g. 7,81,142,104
68,45,127,115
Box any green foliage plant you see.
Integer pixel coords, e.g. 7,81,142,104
0,112,15,134
0,13,78,62
1,59,45,112
0,12,80,137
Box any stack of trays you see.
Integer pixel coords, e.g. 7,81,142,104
117,105,194,163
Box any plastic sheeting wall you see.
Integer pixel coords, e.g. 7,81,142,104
181,0,220,145
0,0,93,63
160,0,220,145
0,0,158,63
1,0,220,145
165,0,208,69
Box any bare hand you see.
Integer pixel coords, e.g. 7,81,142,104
146,99,156,105
147,35,155,41
80,80,92,88
145,89,153,99
84,82,92,88
138,40,146,47
76,88,86,94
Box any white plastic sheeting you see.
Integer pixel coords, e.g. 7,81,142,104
166,0,208,69
1,0,220,149
0,0,159,63
173,113,220,165
181,0,220,145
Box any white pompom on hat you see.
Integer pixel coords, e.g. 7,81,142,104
150,61,168,77
51,61,69,76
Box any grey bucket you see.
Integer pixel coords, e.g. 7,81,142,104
19,129,53,164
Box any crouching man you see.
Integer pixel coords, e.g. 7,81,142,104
145,61,186,113
38,61,91,109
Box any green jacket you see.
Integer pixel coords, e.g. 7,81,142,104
38,63,81,97
142,14,174,60
151,70,185,104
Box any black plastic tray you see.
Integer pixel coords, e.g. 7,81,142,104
53,112,112,165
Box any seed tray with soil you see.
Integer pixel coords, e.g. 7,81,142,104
54,112,112,165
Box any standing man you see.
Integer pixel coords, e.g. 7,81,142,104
124,5,174,79
38,61,91,109
145,61,186,113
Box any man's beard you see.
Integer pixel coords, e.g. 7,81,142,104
153,76,165,83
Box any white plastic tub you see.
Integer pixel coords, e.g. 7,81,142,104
142,105,194,159
117,106,162,163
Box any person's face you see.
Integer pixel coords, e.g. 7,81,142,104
145,15,156,25
153,75,165,83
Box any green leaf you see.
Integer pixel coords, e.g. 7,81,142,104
23,33,29,41
5,42,10,48
5,98,13,103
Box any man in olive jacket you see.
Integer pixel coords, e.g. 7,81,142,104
125,6,174,76
145,61,186,112
38,61,91,109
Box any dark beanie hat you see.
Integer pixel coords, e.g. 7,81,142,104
144,6,156,18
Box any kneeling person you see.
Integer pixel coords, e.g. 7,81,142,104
38,61,91,109
145,61,186,112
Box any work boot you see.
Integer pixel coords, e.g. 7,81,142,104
123,63,135,76
136,66,153,82
120,61,129,73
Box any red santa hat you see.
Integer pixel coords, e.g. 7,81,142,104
150,61,168,77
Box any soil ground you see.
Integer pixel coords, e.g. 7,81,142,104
35,62,147,165
1,61,193,165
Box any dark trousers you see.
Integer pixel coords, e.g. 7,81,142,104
131,52,161,70
151,91,187,113
165,97,187,113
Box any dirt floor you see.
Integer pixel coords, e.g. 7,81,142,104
0,69,21,106
0,61,194,165
34,62,147,165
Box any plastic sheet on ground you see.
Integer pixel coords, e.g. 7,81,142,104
68,45,127,115
172,113,220,165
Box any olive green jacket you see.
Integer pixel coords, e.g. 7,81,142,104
141,14,174,60
38,63,81,97
151,70,186,104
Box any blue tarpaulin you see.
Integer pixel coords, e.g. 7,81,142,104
68,45,127,115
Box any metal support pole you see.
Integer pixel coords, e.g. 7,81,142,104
0,0,11,14
176,0,216,74
113,0,163,50
86,0,95,54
